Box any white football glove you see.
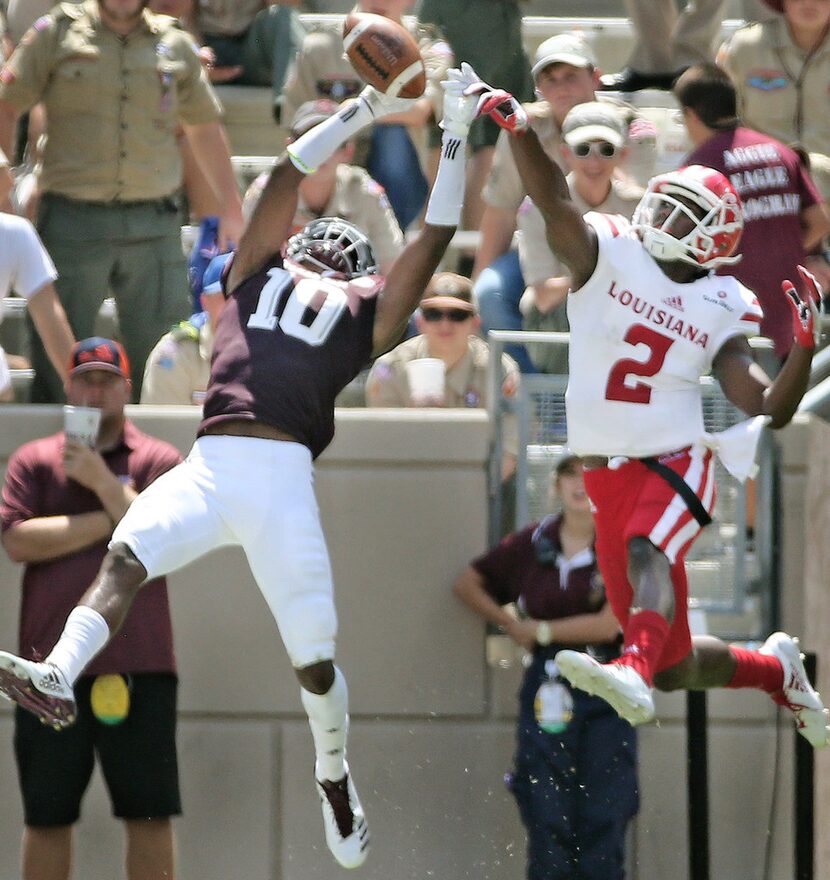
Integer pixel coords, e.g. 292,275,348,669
358,84,418,119
442,62,528,136
440,62,482,137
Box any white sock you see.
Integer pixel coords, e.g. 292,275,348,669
300,666,349,782
424,131,468,227
287,97,375,174
45,606,110,685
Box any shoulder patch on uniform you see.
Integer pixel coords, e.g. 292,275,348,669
373,362,393,381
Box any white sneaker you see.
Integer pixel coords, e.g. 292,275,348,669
0,652,76,730
315,761,369,869
760,632,830,748
555,650,655,725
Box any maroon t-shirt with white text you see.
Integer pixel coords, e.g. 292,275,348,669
1,421,181,675
686,128,822,357
199,255,382,458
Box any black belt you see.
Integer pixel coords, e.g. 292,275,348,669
43,193,176,210
640,456,713,527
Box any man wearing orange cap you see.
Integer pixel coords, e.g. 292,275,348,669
0,336,183,880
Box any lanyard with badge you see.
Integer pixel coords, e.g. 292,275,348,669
90,674,131,725
534,660,573,733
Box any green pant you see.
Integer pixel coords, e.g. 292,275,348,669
419,0,534,150
33,194,190,402
203,6,306,99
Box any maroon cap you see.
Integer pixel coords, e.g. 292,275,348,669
68,337,131,379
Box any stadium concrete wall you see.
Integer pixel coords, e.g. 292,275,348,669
0,406,825,880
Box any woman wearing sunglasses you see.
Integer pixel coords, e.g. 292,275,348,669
517,102,644,374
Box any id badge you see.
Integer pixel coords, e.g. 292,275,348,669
90,674,130,725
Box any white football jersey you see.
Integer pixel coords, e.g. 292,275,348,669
566,213,763,457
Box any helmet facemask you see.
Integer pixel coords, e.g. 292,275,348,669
632,167,743,269
285,217,378,279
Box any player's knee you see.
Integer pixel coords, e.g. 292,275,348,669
295,659,335,695
103,543,147,591
626,536,664,573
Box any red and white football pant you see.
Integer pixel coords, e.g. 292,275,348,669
583,445,716,672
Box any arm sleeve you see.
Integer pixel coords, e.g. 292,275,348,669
0,346,11,398
797,158,822,209
364,356,408,406
6,216,58,300
358,179,404,269
1,445,39,531
139,337,200,406
171,31,223,125
482,128,525,213
419,28,453,123
516,198,566,286
0,17,60,110
470,528,533,605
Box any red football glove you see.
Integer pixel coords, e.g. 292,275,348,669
783,264,823,350
472,88,529,134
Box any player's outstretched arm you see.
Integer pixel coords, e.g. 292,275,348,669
714,267,820,427
372,80,476,355
453,64,598,289
229,86,417,291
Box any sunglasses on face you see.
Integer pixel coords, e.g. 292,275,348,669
421,307,472,323
571,140,619,159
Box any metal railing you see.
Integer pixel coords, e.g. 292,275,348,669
487,330,776,637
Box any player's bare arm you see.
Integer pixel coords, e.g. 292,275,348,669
713,267,819,427
371,62,483,355
231,77,424,293
228,155,303,291
446,63,598,289
372,224,455,356
506,129,598,289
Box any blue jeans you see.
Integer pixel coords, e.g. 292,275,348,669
367,124,428,231
473,250,536,373
509,649,639,880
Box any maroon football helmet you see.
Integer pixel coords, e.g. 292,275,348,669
286,217,377,278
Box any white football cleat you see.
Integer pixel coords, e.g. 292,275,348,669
0,652,76,730
760,632,830,748
556,650,655,725
315,761,370,869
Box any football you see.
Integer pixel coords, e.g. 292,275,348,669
342,12,426,99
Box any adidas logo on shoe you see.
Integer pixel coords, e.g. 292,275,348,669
37,671,66,693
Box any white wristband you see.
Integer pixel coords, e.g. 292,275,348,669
287,96,375,174
425,132,467,227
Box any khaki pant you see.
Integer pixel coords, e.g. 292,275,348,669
623,0,727,72
33,194,190,402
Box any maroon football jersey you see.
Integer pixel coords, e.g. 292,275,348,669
199,256,382,458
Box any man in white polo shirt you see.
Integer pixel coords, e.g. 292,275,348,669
0,208,74,396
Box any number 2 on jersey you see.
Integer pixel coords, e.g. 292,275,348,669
247,269,347,345
605,324,674,404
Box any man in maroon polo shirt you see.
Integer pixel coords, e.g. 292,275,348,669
0,337,183,880
675,62,830,362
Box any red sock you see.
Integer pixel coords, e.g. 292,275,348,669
618,610,670,686
726,646,784,693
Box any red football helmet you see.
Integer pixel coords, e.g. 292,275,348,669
632,165,743,269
